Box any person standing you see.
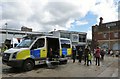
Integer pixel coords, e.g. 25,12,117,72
88,52,92,65
72,46,76,63
95,47,101,66
110,49,113,56
84,46,90,66
78,47,83,63
47,48,53,61
100,49,105,60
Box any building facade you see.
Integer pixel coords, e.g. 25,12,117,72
92,17,120,53
0,29,45,47
0,28,87,50
21,26,32,32
52,30,87,48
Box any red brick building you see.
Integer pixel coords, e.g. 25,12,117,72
92,17,120,53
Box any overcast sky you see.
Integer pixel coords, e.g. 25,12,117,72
0,0,119,39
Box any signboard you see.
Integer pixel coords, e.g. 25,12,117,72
71,34,79,42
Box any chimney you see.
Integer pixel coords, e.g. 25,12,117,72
99,17,103,26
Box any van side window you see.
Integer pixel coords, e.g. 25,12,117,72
61,40,70,48
32,38,45,49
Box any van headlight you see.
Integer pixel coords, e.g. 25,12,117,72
12,52,17,59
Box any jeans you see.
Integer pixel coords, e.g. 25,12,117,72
84,55,89,66
96,57,100,66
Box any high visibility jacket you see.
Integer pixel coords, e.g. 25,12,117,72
88,53,92,60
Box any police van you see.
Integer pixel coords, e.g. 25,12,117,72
2,35,72,71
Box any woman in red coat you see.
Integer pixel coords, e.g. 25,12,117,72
95,47,101,66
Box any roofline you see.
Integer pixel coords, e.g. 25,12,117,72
102,20,119,24
92,20,120,27
51,30,87,34
0,29,49,35
37,36,59,39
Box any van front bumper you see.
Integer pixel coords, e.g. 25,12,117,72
2,60,24,67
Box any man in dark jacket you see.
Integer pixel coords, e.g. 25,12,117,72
100,49,105,60
84,46,90,66
78,47,83,63
72,46,76,63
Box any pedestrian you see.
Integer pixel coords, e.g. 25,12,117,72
78,47,83,63
1,44,8,53
93,49,96,61
88,52,92,65
108,49,110,55
47,48,53,61
72,46,76,63
95,47,101,66
110,49,113,56
84,46,90,66
100,49,105,60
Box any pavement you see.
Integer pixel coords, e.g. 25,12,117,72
1,56,119,77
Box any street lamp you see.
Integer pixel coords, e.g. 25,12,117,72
108,26,110,50
53,28,56,36
5,23,8,40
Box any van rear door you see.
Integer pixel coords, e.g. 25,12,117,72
46,37,60,57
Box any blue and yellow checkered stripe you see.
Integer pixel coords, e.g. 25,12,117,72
61,48,72,56
16,49,47,60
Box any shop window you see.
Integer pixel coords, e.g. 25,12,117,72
114,32,118,38
103,33,107,38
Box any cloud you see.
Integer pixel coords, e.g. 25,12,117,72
91,0,118,24
76,20,88,26
0,0,96,31
87,29,92,39
0,0,118,34
118,1,120,20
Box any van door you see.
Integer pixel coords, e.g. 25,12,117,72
47,37,60,57
60,39,72,57
30,38,47,59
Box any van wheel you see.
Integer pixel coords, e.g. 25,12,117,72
23,59,34,71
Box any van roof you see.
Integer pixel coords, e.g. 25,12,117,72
37,36,59,39
60,38,70,40
24,35,70,40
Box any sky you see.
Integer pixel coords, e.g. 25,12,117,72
0,0,119,39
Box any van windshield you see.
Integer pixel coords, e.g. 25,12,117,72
16,39,34,48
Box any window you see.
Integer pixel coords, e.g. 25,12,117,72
103,33,107,38
17,39,34,48
60,33,70,39
114,32,118,38
60,39,70,48
79,35,86,42
83,37,86,42
32,38,45,49
112,43,120,50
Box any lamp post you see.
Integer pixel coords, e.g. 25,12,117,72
108,26,110,50
5,23,8,40
53,29,56,36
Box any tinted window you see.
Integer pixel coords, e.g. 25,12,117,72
61,39,70,48
32,38,45,49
